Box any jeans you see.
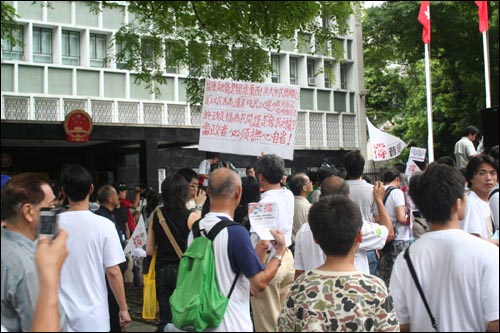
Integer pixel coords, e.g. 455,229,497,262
155,263,179,331
367,250,378,275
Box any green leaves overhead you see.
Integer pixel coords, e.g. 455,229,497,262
363,1,499,159
95,1,358,104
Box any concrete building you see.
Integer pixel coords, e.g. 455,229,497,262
1,1,368,190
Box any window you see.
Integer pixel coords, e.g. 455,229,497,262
289,57,297,85
165,40,180,74
62,30,80,65
340,63,347,90
271,55,280,83
142,38,155,69
334,38,344,58
90,33,106,67
347,40,353,60
307,59,315,86
33,27,52,63
1,25,24,60
115,35,130,69
324,61,333,88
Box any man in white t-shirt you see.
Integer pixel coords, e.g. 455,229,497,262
58,164,131,332
454,125,479,169
377,168,411,286
390,163,499,332
294,175,390,278
460,155,498,245
198,152,220,188
343,150,394,274
250,154,295,332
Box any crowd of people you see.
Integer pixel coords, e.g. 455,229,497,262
1,125,499,332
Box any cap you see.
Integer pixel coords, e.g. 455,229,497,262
1,174,11,189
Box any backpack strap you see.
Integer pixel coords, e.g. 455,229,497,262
489,188,499,201
203,216,241,299
192,218,203,238
206,217,240,241
383,186,396,205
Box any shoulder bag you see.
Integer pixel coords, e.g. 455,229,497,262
404,247,439,332
156,209,183,259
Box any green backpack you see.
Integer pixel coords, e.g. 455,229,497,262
170,217,240,331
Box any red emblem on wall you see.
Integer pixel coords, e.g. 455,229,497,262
64,110,93,142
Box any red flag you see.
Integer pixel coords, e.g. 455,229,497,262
475,1,489,33
418,1,430,44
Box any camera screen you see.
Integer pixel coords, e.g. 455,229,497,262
39,212,57,235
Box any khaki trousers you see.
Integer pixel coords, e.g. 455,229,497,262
251,249,295,332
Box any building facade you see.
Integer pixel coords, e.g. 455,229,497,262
1,1,368,190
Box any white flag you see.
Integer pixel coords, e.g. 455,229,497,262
405,158,422,179
366,118,407,161
124,214,147,254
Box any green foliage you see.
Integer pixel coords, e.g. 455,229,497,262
94,1,358,105
1,1,20,47
363,1,499,159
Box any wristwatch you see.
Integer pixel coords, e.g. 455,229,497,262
195,205,203,211
272,254,283,266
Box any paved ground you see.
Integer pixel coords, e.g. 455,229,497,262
125,283,158,332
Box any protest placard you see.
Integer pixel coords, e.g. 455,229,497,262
248,202,277,240
199,79,300,160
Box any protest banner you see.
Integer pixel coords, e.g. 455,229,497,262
366,118,407,161
198,79,300,160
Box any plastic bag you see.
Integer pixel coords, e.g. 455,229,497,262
142,250,158,320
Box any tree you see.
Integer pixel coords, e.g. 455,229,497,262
1,1,19,47
363,1,499,159
93,1,360,105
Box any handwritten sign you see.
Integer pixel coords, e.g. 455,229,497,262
366,118,407,161
409,147,427,162
198,79,300,160
248,202,277,240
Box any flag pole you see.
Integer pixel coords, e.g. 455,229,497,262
481,30,491,108
424,43,434,163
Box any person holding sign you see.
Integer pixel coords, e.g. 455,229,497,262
250,154,295,332
180,167,287,332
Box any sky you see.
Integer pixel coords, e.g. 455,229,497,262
364,1,385,8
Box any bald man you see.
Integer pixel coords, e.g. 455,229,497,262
182,168,287,332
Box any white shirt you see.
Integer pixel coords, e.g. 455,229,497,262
58,210,126,332
454,136,477,169
294,223,325,271
384,185,410,241
198,159,211,187
258,188,295,247
294,219,388,274
489,184,499,230
390,229,499,332
460,190,494,239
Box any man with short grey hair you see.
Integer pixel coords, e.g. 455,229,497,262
251,154,295,332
